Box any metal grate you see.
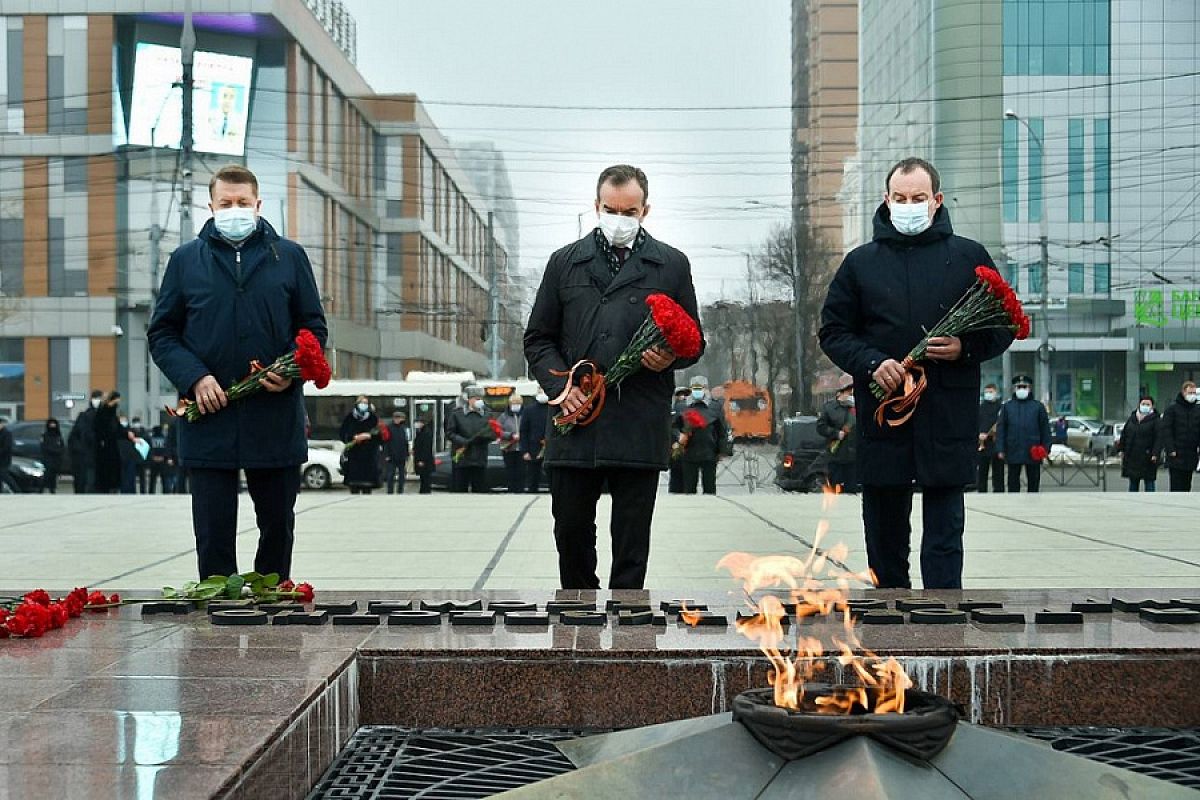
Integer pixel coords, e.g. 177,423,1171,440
1011,726,1200,789
306,726,585,799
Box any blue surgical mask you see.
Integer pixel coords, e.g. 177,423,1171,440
1139,404,1153,415
889,201,932,236
213,207,257,241
356,403,368,413
691,389,705,401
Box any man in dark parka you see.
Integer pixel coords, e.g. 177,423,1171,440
996,374,1051,492
524,165,704,590
1157,380,1200,492
148,165,327,580
819,158,1014,590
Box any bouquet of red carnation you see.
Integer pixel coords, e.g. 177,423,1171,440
552,293,702,433
1029,444,1048,463
169,329,331,422
344,419,392,452
453,417,503,463
871,266,1030,428
673,408,709,460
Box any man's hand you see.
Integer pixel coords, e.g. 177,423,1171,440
560,386,588,415
354,432,371,443
926,336,962,361
191,375,228,415
641,346,675,372
259,371,293,393
523,452,532,462
998,452,1006,461
872,359,907,394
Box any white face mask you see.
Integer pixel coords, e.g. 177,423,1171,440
889,201,933,236
356,402,368,413
414,422,424,430
90,397,102,409
598,212,640,247
1139,404,1153,415
1014,388,1031,401
213,207,257,241
983,391,998,402
510,404,521,413
839,395,855,407
535,393,549,404
1187,392,1199,404
472,399,486,412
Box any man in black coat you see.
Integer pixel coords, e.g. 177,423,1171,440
446,387,492,493
668,386,690,493
673,376,727,495
817,382,859,493
525,164,704,590
996,374,1051,492
384,410,410,494
0,417,11,476
519,392,551,492
148,164,326,580
819,157,1014,590
976,383,1004,493
1157,379,1200,492
68,390,102,493
411,416,435,494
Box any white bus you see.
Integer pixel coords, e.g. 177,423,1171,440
303,372,541,450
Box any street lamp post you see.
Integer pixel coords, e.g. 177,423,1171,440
1005,109,1051,407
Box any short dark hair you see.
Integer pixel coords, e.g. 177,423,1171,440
984,383,998,390
597,164,649,204
209,164,259,198
1140,395,1155,404
886,157,941,194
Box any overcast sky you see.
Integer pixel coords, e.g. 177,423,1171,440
341,0,793,303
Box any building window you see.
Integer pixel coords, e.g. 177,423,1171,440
0,338,23,418
1002,262,1018,292
1028,118,1044,223
0,156,22,296
46,16,88,135
1028,263,1044,295
1003,0,1109,77
1094,118,1110,223
1068,263,1085,294
1068,118,1085,222
1,18,25,133
1094,263,1110,295
1003,118,1019,222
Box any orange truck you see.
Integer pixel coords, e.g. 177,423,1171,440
721,380,774,442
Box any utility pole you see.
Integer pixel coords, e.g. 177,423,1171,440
744,253,759,383
790,222,804,412
486,211,500,377
179,1,195,242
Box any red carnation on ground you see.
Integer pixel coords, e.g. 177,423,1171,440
47,603,69,630
170,328,330,421
22,589,51,607
1030,444,1048,463
294,583,315,603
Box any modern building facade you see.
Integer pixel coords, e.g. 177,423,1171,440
852,0,1199,418
0,0,517,425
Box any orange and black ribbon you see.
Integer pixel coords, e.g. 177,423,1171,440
873,357,928,428
548,359,608,428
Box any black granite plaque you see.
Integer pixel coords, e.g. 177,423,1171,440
895,598,947,612
660,599,707,614
331,614,380,626
1070,599,1113,613
957,600,1003,611
561,610,607,626
141,601,195,615
315,600,360,615
450,612,496,626
257,603,303,615
504,611,550,626
270,610,328,626
206,600,255,614
860,612,904,625
211,609,269,626
681,612,728,628
619,611,667,626
971,609,1025,624
1035,610,1084,624
545,601,596,614
486,601,538,615
387,611,441,626
1139,608,1200,624
910,609,968,625
367,601,414,614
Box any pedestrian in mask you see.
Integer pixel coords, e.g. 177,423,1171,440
819,157,1014,589
996,375,1051,492
817,382,859,492
341,395,383,495
384,411,410,494
68,389,103,493
39,418,65,494
94,391,124,494
976,383,1004,493
446,387,492,493
1156,380,1200,492
668,386,690,493
412,416,435,494
1117,396,1161,492
498,396,525,493
520,391,551,492
674,376,727,495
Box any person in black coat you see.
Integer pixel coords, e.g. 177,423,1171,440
383,410,410,494
1156,380,1200,492
93,392,125,494
816,382,859,493
148,164,327,580
38,418,65,494
147,424,175,494
68,390,102,493
519,392,551,493
667,386,690,493
819,158,1014,590
673,376,728,495
976,383,1004,493
341,397,383,495
0,417,11,477
446,389,493,493
1117,396,1161,492
996,375,1052,492
411,416,435,494
524,165,705,590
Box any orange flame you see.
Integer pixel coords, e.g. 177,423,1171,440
715,502,912,714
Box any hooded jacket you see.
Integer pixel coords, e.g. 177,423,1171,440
819,203,1014,487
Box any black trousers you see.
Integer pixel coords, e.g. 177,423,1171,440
667,460,684,493
453,465,488,493
417,469,433,494
862,485,965,590
524,456,544,492
503,451,525,493
39,469,59,494
1006,463,1041,492
829,461,859,493
977,453,1004,493
550,466,660,590
190,467,300,581
682,460,717,495
384,461,406,494
1168,468,1194,492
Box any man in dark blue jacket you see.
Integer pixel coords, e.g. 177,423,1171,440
148,165,326,581
996,375,1052,492
820,158,1014,590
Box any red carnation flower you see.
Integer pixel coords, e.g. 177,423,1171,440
47,603,69,630
488,418,504,439
1030,444,1048,462
22,589,51,607
682,409,708,430
646,294,702,359
278,580,295,593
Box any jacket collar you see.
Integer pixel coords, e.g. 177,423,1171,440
198,217,281,286
573,229,667,296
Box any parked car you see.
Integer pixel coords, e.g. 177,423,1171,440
8,420,74,474
2,455,45,493
430,441,550,492
1063,416,1115,455
774,415,831,493
301,445,343,490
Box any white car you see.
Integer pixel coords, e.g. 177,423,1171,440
301,445,343,490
